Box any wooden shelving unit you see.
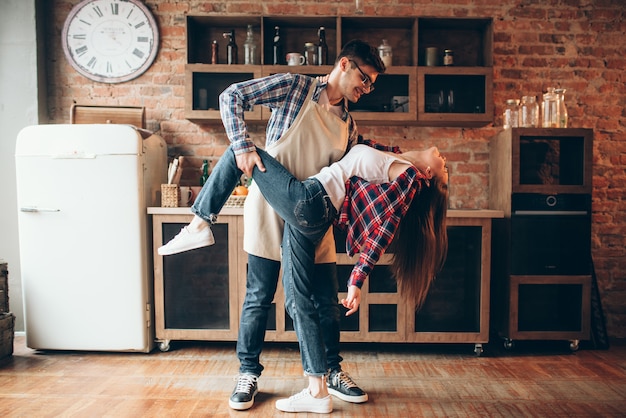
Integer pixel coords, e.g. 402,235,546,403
184,15,493,126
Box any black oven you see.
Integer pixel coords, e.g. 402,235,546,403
510,194,591,276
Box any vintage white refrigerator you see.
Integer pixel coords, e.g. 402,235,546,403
15,124,167,352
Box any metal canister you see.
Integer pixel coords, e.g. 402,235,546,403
443,49,454,66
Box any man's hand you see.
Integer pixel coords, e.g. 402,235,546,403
341,285,361,316
235,150,265,178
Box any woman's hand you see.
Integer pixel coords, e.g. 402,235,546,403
341,285,361,316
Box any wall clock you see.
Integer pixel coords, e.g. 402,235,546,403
62,0,159,84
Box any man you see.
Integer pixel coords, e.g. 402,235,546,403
219,40,397,411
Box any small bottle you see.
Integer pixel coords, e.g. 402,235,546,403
555,88,568,128
443,49,454,66
272,26,284,65
223,29,238,65
211,40,219,64
378,39,392,68
503,99,520,129
200,160,210,186
316,26,328,66
243,24,258,65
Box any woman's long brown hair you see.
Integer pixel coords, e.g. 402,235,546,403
390,176,448,310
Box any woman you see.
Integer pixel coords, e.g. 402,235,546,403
159,143,448,413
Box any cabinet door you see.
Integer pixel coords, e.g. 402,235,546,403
405,217,491,343
153,214,241,342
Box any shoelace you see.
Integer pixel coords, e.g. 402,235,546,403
333,371,358,389
289,388,312,401
234,374,258,394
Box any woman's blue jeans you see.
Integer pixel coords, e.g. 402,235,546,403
192,146,337,376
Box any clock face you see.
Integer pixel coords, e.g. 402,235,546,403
62,0,159,83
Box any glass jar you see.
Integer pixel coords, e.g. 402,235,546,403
378,39,392,68
443,49,454,66
542,87,558,128
303,42,316,66
520,95,539,127
503,99,520,129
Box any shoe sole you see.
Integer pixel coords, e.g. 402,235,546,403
275,403,332,414
327,387,368,403
228,389,258,411
157,240,213,256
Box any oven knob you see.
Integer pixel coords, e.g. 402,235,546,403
546,195,557,207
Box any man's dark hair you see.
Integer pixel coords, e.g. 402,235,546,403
336,39,386,73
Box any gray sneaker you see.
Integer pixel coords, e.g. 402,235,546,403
327,369,368,403
229,374,259,410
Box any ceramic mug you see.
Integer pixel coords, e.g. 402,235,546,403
178,186,193,207
286,52,306,66
190,186,203,205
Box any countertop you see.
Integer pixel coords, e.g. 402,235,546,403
148,207,504,218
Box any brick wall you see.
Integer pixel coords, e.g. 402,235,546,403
46,0,626,339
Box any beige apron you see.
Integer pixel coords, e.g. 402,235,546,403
243,83,349,262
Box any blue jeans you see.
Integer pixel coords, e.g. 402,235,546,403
192,147,340,376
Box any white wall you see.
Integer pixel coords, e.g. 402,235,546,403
0,0,42,331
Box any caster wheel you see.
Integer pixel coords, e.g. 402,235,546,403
503,339,514,350
569,340,580,351
474,344,483,356
158,340,171,352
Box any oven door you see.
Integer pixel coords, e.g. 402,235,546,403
510,210,591,276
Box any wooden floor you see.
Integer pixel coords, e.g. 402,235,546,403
0,336,625,417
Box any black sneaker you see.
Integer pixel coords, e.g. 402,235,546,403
229,374,259,410
327,369,368,403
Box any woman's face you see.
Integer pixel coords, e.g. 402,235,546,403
403,147,448,185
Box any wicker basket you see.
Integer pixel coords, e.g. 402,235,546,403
0,263,8,313
161,184,180,207
224,195,246,208
0,312,14,359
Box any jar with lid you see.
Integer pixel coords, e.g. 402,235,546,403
443,49,454,66
555,88,568,128
378,39,392,68
520,95,539,127
303,42,316,65
503,99,520,129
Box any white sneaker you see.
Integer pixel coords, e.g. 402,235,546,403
275,388,332,414
157,226,214,256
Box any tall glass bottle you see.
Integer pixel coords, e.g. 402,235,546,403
555,88,568,128
223,29,238,65
243,24,258,65
200,160,210,186
272,26,284,65
503,99,520,129
316,26,328,66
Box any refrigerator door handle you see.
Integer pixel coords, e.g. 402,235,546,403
20,206,60,213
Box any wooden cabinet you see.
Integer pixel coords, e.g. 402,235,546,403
150,209,245,351
184,15,493,126
489,128,593,351
148,208,502,354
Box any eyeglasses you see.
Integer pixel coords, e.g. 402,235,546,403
349,60,375,92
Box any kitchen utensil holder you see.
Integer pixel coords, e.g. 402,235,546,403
161,184,180,207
